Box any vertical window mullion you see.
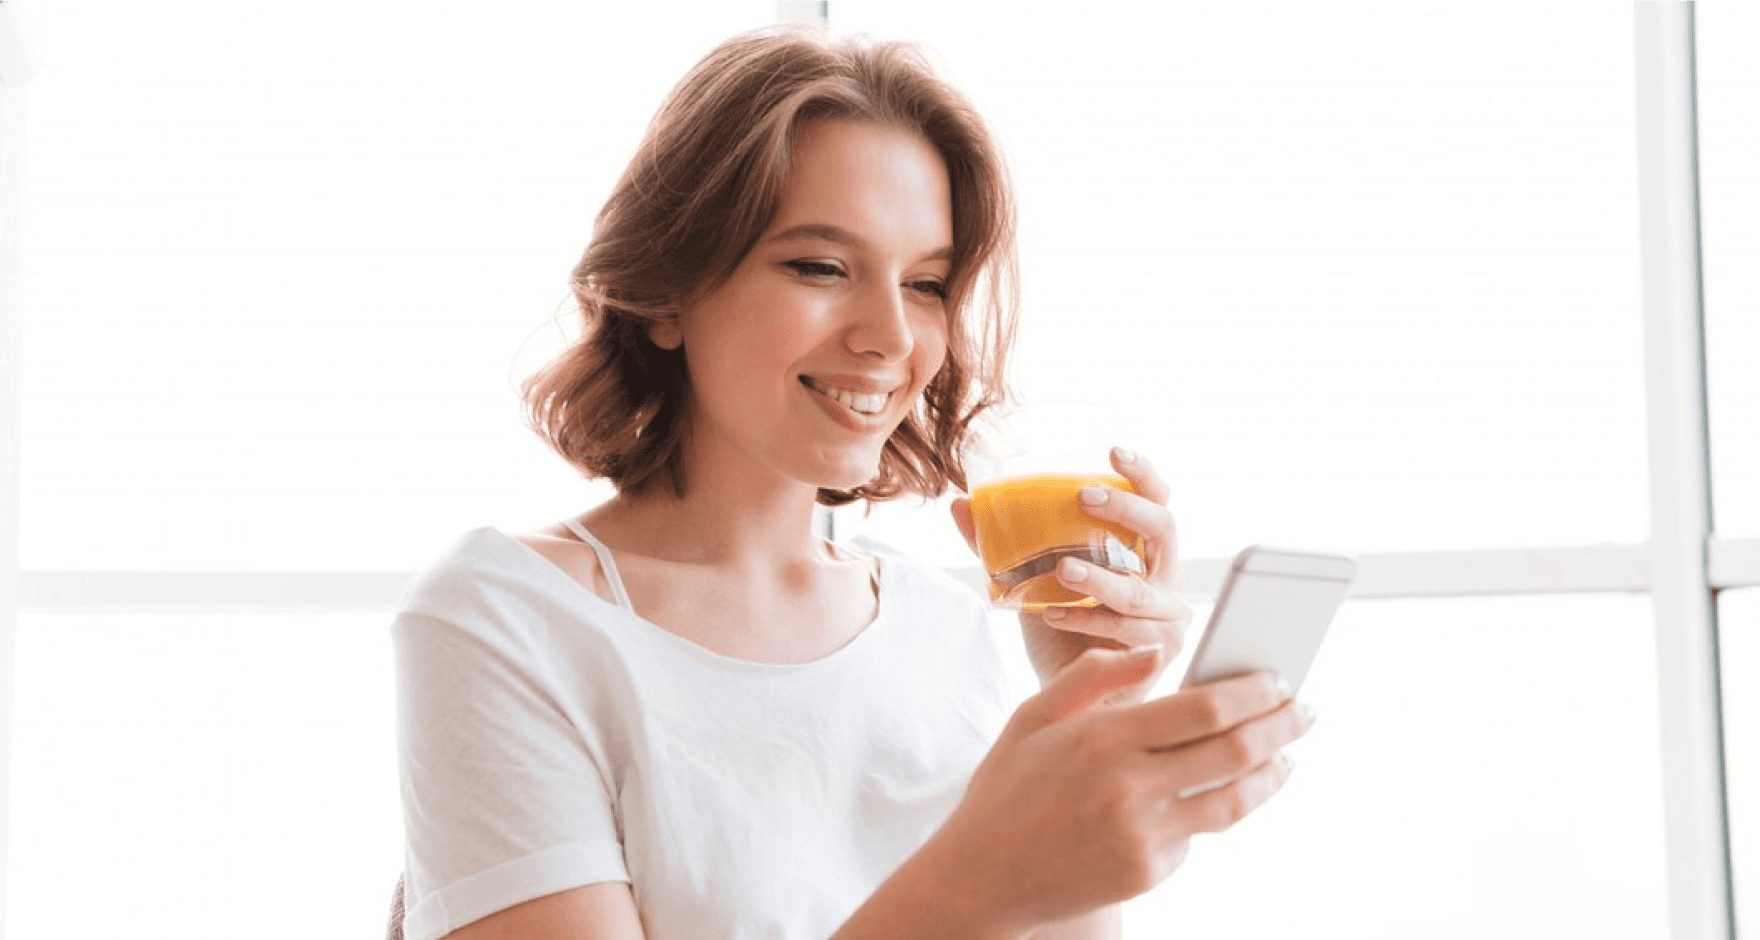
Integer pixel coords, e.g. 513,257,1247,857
1634,5,1735,939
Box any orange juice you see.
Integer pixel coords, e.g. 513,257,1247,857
969,473,1145,610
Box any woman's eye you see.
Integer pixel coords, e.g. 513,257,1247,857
784,259,844,279
908,279,948,300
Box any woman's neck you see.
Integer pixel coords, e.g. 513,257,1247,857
586,473,828,572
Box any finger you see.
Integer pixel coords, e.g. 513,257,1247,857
949,497,979,556
1075,483,1180,586
1157,699,1314,796
1057,556,1183,622
1118,670,1293,751
1173,752,1296,835
1011,643,1165,730
1041,602,1189,653
1110,446,1171,507
1107,449,1181,585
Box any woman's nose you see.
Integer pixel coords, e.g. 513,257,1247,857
844,281,915,361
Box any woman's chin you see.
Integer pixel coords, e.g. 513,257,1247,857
807,454,884,492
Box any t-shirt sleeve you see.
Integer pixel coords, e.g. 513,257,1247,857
393,608,629,940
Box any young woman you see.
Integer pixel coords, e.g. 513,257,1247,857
392,26,1312,940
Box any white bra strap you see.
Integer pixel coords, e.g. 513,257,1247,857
836,538,882,595
558,517,635,612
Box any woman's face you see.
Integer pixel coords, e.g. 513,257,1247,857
664,119,954,493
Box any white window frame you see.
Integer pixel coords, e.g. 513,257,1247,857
1634,4,1735,938
0,3,1750,939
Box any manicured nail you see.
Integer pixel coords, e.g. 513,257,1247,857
1113,446,1136,464
1078,485,1108,506
1272,676,1294,701
1041,606,1067,622
1060,557,1090,582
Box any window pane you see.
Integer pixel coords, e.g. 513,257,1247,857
19,1,769,570
1720,588,1760,936
1696,6,1760,539
833,3,1648,559
1115,594,1670,938
6,610,400,939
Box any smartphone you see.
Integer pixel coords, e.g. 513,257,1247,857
1179,545,1357,693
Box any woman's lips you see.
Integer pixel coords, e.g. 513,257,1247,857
799,375,903,413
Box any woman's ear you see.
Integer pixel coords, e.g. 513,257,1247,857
648,316,683,350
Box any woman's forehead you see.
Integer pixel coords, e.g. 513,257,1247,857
767,120,953,258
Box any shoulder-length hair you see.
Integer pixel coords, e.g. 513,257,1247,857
521,26,1018,505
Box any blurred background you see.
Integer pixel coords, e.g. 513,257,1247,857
1,2,1755,938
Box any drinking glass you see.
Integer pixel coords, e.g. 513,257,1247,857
965,403,1146,611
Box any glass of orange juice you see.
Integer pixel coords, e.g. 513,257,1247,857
966,404,1146,611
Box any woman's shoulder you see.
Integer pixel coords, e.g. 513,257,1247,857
510,523,610,597
395,525,608,629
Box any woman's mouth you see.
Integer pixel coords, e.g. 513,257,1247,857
800,376,894,417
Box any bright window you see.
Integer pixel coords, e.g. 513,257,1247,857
7,609,399,937
1720,589,1760,937
1698,6,1760,933
1697,4,1760,539
834,2,1647,559
19,0,769,571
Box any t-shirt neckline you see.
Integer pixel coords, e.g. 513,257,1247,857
482,526,893,672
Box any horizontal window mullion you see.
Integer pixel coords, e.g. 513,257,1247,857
18,542,1686,608
18,571,408,609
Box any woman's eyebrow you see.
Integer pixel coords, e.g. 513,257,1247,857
768,223,863,247
767,223,953,262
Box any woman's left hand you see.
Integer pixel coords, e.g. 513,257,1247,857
952,447,1193,699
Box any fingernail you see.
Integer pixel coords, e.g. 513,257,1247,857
1113,446,1136,464
1060,557,1090,582
1041,606,1068,622
1078,485,1108,506
1273,676,1294,701
1299,702,1317,726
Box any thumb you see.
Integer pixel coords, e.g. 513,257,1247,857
1016,643,1164,729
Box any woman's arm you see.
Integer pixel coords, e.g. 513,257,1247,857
434,853,1114,940
840,645,1306,940
439,883,645,940
1025,906,1123,940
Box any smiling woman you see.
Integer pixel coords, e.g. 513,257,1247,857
392,24,1304,940
655,120,954,491
518,31,1018,508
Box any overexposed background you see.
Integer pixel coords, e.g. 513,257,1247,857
9,2,1756,938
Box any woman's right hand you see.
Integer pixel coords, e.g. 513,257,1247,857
920,643,1313,937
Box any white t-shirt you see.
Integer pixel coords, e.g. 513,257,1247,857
393,524,1011,940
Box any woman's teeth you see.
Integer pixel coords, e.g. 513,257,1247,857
806,379,888,415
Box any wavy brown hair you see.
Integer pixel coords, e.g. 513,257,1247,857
521,27,1018,505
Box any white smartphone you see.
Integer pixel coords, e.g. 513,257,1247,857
1179,545,1357,693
